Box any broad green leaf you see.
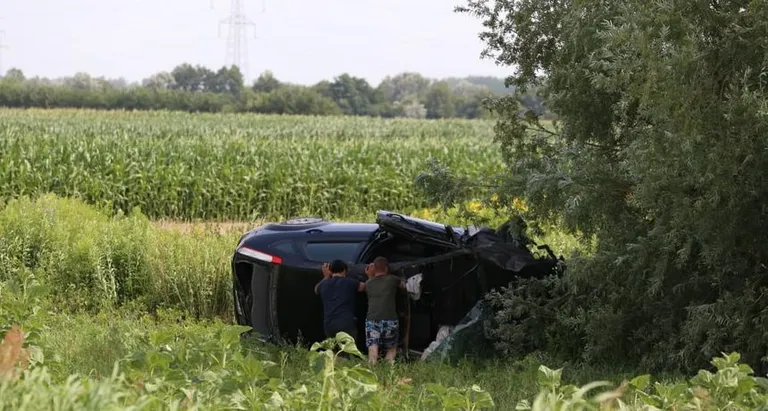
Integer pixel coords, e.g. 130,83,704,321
630,375,651,390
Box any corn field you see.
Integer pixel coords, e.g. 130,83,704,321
0,108,501,221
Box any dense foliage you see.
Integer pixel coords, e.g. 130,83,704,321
2,280,766,409
0,202,760,409
0,284,499,410
0,108,502,221
422,0,768,372
0,65,550,119
0,195,611,410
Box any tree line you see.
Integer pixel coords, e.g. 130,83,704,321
0,65,547,119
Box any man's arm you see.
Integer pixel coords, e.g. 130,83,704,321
315,278,328,295
356,263,374,292
315,263,332,295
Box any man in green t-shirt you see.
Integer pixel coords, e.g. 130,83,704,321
364,256,405,364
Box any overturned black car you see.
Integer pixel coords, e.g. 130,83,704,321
231,210,565,359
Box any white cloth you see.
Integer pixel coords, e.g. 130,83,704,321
406,273,422,300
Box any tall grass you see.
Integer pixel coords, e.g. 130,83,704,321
0,195,238,318
0,108,502,221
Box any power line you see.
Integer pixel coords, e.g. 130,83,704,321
214,0,265,81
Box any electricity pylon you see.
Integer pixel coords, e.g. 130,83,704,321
214,0,266,80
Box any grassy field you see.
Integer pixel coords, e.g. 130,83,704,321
2,196,761,410
0,108,502,221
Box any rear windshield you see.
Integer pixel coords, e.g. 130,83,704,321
270,240,299,257
304,242,364,262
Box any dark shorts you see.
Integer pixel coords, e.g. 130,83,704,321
365,319,399,349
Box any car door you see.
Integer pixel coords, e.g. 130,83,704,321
374,210,465,249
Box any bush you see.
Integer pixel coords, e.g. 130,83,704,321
518,352,768,410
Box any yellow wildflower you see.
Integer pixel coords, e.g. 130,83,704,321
468,200,482,213
512,197,528,212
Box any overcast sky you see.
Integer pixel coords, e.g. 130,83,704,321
0,0,511,85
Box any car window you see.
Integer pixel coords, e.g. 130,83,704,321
270,240,299,256
304,242,363,262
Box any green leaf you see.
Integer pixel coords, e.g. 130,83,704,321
469,385,496,408
572,381,611,400
219,325,252,347
515,399,532,410
148,330,174,347
537,365,562,389
754,377,768,391
424,383,448,396
630,374,651,390
334,331,364,358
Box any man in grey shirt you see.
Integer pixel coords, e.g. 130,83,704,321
364,256,405,364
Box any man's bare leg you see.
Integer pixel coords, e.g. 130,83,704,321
368,346,379,365
384,347,397,364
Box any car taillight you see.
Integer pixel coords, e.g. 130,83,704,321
236,246,283,265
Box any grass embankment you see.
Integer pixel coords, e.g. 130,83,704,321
3,195,768,409
0,195,608,409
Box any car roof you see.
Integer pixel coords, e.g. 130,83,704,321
236,211,474,252
237,218,380,248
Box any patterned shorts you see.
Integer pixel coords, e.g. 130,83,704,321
365,319,399,349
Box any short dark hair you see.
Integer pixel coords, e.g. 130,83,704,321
330,259,347,274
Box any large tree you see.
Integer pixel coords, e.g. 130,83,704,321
2,68,25,83
170,64,212,92
208,66,245,97
323,74,379,116
420,0,768,372
377,72,432,104
425,81,457,119
252,70,282,93
142,71,175,90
